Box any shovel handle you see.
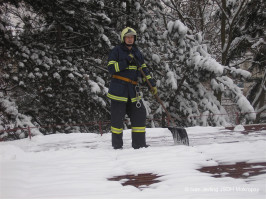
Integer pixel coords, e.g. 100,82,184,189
138,65,174,126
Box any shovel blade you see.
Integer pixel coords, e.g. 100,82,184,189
168,127,189,146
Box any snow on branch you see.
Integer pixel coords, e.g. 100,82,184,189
166,19,224,76
224,66,251,79
0,92,42,139
217,76,256,121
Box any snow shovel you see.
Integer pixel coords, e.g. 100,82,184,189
136,59,189,146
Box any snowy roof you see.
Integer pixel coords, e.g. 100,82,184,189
1,126,265,198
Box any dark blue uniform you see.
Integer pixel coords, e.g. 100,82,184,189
107,44,156,149
107,44,156,102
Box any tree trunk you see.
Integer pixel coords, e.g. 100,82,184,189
221,0,226,65
254,70,266,123
215,0,227,103
56,23,62,47
126,0,132,27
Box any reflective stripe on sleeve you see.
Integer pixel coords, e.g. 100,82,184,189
108,61,116,66
141,64,147,68
143,75,151,82
108,61,120,72
115,62,119,72
138,63,147,70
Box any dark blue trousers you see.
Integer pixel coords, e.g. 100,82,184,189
111,99,147,149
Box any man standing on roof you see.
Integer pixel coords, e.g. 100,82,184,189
107,27,157,149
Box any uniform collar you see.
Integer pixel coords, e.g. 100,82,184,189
120,43,138,53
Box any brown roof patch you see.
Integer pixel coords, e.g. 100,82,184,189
198,162,266,179
108,173,161,189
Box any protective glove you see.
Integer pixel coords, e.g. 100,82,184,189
150,87,158,95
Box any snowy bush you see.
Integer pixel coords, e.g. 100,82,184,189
0,92,42,140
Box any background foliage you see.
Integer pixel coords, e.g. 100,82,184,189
0,0,265,140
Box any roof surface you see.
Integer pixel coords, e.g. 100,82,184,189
1,125,265,198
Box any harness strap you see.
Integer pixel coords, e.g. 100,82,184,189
112,75,138,85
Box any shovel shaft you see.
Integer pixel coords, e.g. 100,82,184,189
138,67,174,125
134,59,189,146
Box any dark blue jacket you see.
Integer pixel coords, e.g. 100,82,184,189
107,44,156,103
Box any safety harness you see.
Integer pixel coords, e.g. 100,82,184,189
112,75,138,85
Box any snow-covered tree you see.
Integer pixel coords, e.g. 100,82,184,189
1,0,260,140
200,0,265,123
0,4,42,140
0,91,42,140
1,0,112,134
238,0,265,123
136,0,256,126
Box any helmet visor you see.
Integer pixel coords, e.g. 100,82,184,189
121,27,137,43
124,29,136,37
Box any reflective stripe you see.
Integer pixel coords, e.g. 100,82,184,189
108,61,116,66
108,93,140,103
131,96,141,102
108,61,120,72
127,65,137,70
111,126,123,134
138,63,147,70
132,126,146,133
143,75,151,82
115,62,120,72
141,64,147,68
107,93,128,102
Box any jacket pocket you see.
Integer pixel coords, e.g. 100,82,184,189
109,81,126,97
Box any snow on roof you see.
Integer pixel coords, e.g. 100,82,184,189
0,126,265,198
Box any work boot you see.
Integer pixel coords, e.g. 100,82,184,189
133,144,150,149
112,133,123,149
113,146,123,150
132,132,149,149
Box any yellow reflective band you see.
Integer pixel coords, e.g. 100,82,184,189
138,64,147,71
127,66,137,70
108,61,120,72
115,62,120,72
107,93,128,102
108,61,116,65
132,126,146,132
143,75,151,82
131,96,141,102
141,64,147,68
111,126,123,134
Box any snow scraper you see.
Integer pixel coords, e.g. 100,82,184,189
136,59,189,146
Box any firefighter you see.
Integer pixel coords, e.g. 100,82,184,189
107,27,157,149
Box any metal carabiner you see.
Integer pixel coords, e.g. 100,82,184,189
136,101,141,108
135,84,140,92
135,84,141,108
